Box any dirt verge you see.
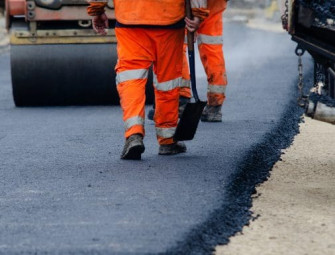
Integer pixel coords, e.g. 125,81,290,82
216,117,335,255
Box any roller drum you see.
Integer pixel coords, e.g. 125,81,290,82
10,44,154,106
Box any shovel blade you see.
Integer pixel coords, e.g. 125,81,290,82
174,100,207,141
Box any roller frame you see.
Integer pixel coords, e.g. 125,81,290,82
8,0,154,106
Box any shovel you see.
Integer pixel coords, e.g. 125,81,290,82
174,0,207,141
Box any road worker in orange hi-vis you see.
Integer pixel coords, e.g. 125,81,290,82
187,0,229,122
87,0,209,160
148,0,229,122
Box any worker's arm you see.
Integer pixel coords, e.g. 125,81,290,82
87,0,107,16
87,0,108,35
186,0,210,32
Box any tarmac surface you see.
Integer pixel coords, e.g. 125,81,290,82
0,22,313,254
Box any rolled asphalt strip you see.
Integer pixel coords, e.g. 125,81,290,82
165,72,310,254
166,64,334,254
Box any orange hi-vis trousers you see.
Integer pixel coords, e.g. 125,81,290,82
180,10,228,106
115,27,184,145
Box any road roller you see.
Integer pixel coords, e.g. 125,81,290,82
282,0,335,124
5,0,154,106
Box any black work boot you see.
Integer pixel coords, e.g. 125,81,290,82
158,141,187,155
121,134,145,160
201,105,222,122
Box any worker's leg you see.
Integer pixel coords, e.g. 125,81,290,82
180,40,192,99
148,32,189,121
198,11,227,107
150,28,186,149
197,11,227,122
115,27,153,159
178,41,192,116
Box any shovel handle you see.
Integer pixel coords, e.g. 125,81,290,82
185,0,200,102
185,0,194,52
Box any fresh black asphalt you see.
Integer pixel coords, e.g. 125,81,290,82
0,22,313,254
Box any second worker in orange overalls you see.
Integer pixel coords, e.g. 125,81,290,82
181,0,229,122
148,0,229,122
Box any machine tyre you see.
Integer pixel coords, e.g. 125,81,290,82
10,43,154,106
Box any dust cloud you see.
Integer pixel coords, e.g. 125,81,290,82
223,0,294,73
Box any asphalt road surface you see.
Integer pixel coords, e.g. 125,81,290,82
0,22,312,254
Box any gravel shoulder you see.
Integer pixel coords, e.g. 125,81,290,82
216,117,335,255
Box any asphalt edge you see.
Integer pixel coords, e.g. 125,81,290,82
164,73,312,255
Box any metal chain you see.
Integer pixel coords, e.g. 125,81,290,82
296,47,307,107
281,0,289,30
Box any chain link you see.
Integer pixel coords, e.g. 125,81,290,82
281,0,289,30
296,47,307,107
282,1,307,107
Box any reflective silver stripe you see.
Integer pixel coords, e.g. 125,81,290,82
191,0,207,8
180,79,191,88
153,74,181,91
197,34,223,45
116,69,148,85
184,35,188,44
208,84,226,94
156,127,176,138
88,0,108,2
124,116,144,130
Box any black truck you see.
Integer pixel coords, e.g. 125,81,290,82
283,0,335,124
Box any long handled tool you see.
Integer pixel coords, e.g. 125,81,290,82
174,0,207,141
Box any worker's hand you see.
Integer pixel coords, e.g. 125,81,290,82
185,16,201,32
92,13,109,36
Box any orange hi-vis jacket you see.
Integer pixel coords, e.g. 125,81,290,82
115,0,185,25
87,0,209,23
